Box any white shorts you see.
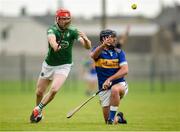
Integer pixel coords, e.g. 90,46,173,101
39,61,72,80
99,82,128,107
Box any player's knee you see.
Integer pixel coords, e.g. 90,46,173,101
36,89,44,97
50,87,59,95
36,84,45,95
111,87,119,96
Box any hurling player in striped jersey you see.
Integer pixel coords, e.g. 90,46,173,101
90,26,130,124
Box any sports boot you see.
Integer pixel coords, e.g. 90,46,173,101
30,106,42,123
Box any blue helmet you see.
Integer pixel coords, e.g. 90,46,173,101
100,29,117,42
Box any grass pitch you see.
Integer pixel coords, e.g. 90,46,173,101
0,81,180,131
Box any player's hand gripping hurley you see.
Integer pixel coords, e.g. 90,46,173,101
66,89,103,118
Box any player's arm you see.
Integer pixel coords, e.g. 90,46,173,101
90,37,111,60
119,25,130,45
103,64,128,89
78,31,91,49
108,64,128,81
47,34,61,52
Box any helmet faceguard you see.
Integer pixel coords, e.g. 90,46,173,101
100,29,117,42
55,9,71,30
100,29,117,49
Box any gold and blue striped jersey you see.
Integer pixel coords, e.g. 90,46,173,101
92,47,128,90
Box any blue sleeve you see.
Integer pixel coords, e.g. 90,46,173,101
119,50,128,66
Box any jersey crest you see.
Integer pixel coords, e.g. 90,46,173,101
58,40,69,49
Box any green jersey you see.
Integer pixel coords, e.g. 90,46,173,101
45,24,79,66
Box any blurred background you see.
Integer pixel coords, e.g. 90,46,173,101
0,0,180,92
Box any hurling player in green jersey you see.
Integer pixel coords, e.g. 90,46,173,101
30,9,91,123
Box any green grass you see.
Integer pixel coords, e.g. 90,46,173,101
0,81,180,131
